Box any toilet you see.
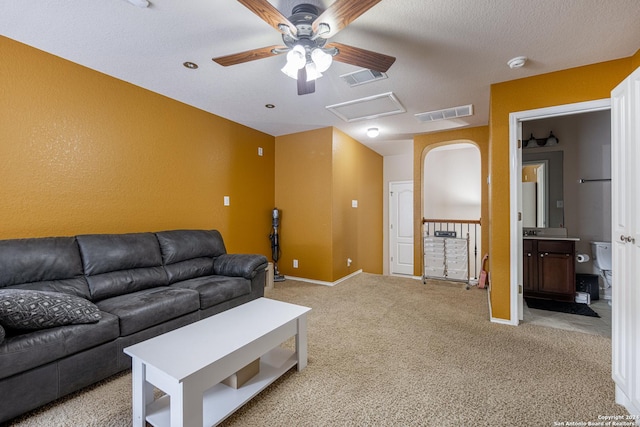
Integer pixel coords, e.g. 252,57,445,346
590,241,612,300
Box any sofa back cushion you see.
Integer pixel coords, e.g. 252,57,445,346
76,233,168,301
0,237,91,299
155,230,227,284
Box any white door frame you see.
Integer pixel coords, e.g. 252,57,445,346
508,98,611,325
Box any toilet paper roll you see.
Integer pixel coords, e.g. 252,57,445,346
576,253,590,263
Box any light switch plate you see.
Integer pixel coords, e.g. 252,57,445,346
224,196,230,206
352,200,358,208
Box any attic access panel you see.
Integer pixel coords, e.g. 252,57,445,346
326,92,406,122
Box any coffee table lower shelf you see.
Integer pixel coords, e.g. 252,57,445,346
145,346,296,427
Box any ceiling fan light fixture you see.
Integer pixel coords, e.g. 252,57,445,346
286,45,306,69
305,63,322,81
311,48,332,73
216,0,397,96
282,45,307,79
281,61,300,79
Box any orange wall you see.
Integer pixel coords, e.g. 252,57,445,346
488,58,633,320
275,127,383,282
632,48,640,69
274,128,334,281
0,36,275,255
332,128,383,279
413,127,490,276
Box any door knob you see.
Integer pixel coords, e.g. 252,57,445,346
621,235,636,243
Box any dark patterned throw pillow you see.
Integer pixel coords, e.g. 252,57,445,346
0,289,102,330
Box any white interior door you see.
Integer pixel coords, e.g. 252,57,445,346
389,181,414,275
611,65,640,417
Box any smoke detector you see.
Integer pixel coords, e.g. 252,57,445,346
507,56,527,69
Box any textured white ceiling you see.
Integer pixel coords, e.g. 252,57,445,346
1,0,639,155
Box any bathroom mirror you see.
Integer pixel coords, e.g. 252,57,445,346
522,151,564,228
522,160,548,227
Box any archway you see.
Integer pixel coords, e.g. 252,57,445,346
422,141,482,280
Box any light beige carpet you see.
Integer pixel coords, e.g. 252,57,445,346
7,273,627,426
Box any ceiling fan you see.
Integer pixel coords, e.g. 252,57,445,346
212,0,396,95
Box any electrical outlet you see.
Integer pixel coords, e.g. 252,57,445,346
258,147,263,156
347,258,352,267
293,259,298,268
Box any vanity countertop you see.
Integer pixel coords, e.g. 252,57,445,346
523,236,580,241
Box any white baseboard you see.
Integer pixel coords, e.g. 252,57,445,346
490,316,517,326
284,269,363,287
390,273,423,280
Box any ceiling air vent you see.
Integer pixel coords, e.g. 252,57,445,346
415,104,474,123
340,69,388,87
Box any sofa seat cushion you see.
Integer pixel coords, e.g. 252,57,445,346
0,289,101,330
96,287,199,336
0,311,119,380
171,275,251,309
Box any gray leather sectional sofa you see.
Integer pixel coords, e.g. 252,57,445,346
0,229,268,423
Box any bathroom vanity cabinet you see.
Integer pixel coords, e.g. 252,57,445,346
523,238,576,302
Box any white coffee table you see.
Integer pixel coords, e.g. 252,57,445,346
124,297,311,427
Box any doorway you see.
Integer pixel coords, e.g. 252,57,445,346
509,99,611,325
389,181,414,275
422,142,482,279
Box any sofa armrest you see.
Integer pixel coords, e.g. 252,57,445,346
213,254,268,280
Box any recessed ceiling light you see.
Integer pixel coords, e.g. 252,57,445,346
265,104,275,109
507,56,527,69
183,62,198,69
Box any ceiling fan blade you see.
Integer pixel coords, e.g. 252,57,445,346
297,68,315,95
212,45,286,67
326,42,396,72
237,0,297,36
313,0,381,38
